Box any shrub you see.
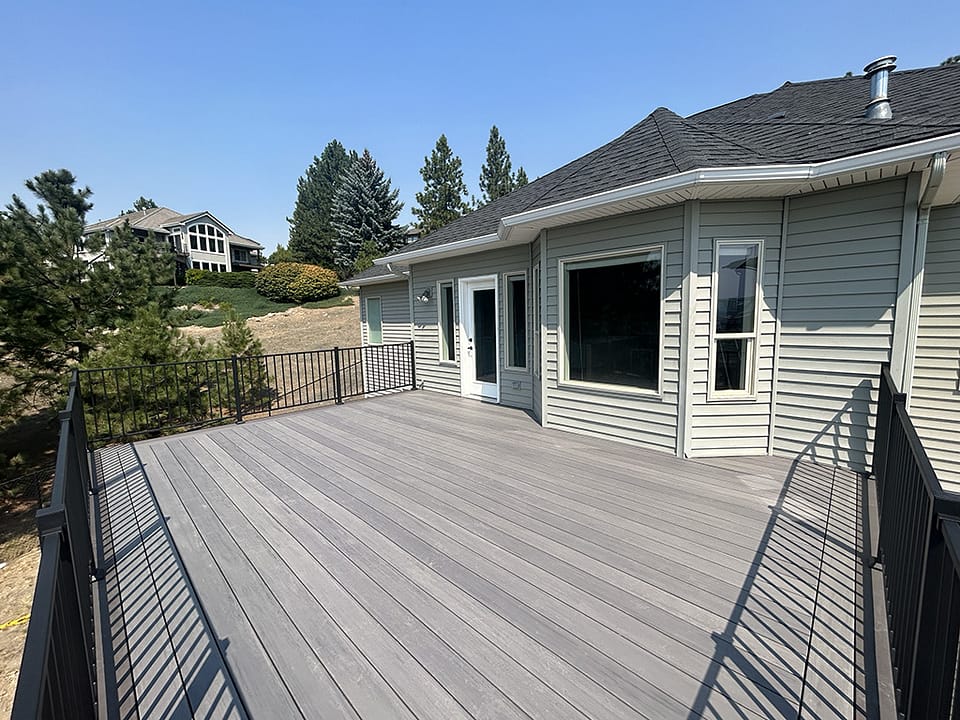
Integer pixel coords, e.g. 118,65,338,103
255,262,339,303
185,269,257,288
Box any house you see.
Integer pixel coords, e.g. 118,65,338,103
345,56,960,487
83,207,265,277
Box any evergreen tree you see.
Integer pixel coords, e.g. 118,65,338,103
331,149,404,276
133,196,157,211
943,55,960,65
268,244,295,264
514,166,529,188
479,125,514,204
413,134,468,234
0,170,173,420
287,140,355,268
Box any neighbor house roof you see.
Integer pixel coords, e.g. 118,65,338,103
226,234,264,250
382,62,960,261
340,264,407,287
84,207,263,249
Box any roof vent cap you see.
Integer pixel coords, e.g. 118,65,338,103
863,55,896,119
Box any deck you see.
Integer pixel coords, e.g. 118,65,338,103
92,391,869,719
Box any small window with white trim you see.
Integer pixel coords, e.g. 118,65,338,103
711,240,761,398
532,263,541,378
366,296,382,345
438,281,455,362
505,272,527,369
562,247,662,392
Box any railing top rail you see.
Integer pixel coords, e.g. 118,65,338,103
76,341,411,375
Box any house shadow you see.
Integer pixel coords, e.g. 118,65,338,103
93,443,249,720
686,380,879,719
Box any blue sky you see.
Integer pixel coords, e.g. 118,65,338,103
2,0,958,253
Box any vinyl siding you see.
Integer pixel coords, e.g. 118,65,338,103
910,203,960,489
360,281,412,393
689,200,783,455
410,246,533,408
773,179,906,471
544,205,684,453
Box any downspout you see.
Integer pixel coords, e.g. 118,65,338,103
902,152,948,404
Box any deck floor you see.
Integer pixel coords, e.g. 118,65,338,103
94,391,866,719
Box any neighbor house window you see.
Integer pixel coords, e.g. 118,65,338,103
189,236,197,250
366,296,383,345
188,223,224,255
220,264,227,272
438,281,455,362
532,263,541,378
505,273,527,369
562,248,662,391
192,261,200,269
711,240,761,397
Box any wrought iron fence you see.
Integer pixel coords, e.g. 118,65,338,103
873,364,960,718
78,341,416,445
12,373,97,720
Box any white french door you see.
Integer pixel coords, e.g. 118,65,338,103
458,276,499,401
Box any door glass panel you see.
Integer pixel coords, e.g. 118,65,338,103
473,288,496,383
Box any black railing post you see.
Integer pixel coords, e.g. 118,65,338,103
409,340,417,390
231,355,244,423
333,347,343,405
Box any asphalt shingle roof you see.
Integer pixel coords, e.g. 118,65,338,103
386,62,960,260
342,265,405,284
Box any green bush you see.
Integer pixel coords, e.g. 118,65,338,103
185,268,257,288
255,262,339,303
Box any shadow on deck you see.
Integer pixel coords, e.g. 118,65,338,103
92,391,871,719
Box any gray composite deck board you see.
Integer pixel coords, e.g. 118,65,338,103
96,390,865,719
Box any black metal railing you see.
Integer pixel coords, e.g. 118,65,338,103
12,372,97,720
78,341,416,445
873,364,960,718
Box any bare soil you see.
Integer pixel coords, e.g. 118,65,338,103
181,302,361,355
0,548,39,718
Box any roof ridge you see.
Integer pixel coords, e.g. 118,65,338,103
649,108,685,173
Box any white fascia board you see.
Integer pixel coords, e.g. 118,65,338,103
373,233,500,264
339,273,409,288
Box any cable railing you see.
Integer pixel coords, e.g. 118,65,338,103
12,372,97,720
873,364,960,718
78,341,416,445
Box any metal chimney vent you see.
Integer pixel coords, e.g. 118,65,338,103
863,55,897,119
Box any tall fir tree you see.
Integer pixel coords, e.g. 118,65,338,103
514,166,529,188
287,140,355,268
413,134,468,234
0,170,173,420
479,125,514,204
331,150,404,276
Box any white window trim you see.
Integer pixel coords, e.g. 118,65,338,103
708,238,764,402
365,295,383,346
503,271,529,372
436,279,457,367
557,245,665,398
532,263,541,380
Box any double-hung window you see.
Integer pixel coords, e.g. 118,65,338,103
438,281,455,363
711,240,762,398
366,296,382,345
562,247,662,392
505,273,527,369
532,263,541,378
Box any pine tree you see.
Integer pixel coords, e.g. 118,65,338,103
943,55,960,65
514,166,529,188
413,134,468,234
479,125,514,204
0,170,173,420
288,140,355,268
331,149,404,276
133,196,157,211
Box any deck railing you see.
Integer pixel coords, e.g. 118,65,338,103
12,372,97,720
873,365,960,718
78,340,416,445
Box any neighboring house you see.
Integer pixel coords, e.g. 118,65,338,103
345,56,960,487
83,207,265,276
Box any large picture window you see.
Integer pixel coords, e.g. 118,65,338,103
562,248,662,391
366,296,382,345
188,223,225,255
711,240,761,397
505,273,527,369
438,281,455,362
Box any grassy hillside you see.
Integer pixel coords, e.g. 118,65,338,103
172,286,354,327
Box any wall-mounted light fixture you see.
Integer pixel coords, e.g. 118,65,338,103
416,288,433,303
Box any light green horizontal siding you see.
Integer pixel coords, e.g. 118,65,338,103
360,281,412,393
910,203,960,489
773,179,906,471
689,200,782,455
544,205,684,453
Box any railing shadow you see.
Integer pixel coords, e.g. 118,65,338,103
686,382,875,719
94,444,248,720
